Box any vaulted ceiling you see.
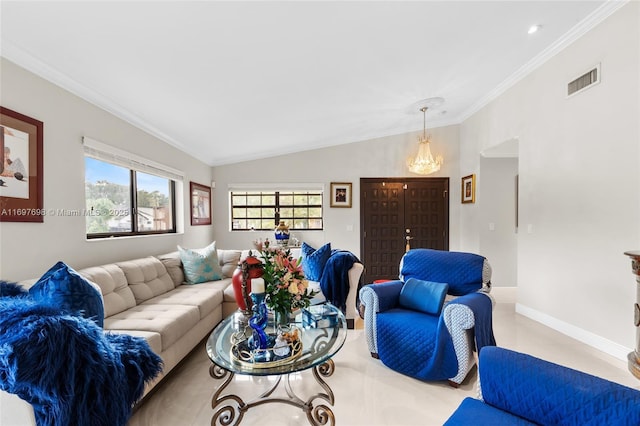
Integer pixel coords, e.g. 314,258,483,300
1,1,614,166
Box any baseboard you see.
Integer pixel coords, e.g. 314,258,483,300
515,303,632,362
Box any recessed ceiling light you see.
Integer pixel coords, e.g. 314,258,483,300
528,24,542,35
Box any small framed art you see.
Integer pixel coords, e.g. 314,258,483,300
330,182,352,208
461,174,475,204
0,107,44,222
190,181,211,226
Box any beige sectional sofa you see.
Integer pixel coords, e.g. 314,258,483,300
1,246,363,424
77,250,241,393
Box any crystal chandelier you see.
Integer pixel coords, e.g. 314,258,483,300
407,106,443,175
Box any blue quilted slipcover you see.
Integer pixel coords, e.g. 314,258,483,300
399,249,486,296
444,347,640,426
376,309,458,381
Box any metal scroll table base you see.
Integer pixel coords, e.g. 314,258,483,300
209,360,336,426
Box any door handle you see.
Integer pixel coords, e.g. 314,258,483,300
405,235,414,252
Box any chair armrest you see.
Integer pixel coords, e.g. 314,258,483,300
442,291,495,385
359,280,403,356
360,280,403,313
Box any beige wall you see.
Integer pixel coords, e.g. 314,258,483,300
0,59,214,281
478,156,518,287
460,2,640,358
212,124,462,257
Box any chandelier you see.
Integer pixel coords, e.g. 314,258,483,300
407,106,443,175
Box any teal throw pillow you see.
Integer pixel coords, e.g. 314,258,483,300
398,278,449,315
178,241,223,284
29,261,105,327
301,242,331,282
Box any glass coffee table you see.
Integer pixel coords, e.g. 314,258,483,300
206,303,347,426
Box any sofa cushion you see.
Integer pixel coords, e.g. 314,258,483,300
116,257,175,304
103,304,200,351
218,249,242,278
108,329,163,356
156,251,185,287
140,280,228,320
399,278,448,315
178,242,223,284
79,264,136,318
29,261,104,327
301,242,331,281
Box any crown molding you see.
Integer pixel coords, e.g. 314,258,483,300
0,39,201,162
458,0,629,123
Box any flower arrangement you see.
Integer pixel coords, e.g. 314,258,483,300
258,247,317,318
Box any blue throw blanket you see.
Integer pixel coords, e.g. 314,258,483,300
319,250,360,311
449,292,496,350
0,282,163,426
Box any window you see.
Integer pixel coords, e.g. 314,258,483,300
83,137,181,238
230,190,323,231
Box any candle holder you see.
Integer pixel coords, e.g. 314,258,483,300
248,291,269,351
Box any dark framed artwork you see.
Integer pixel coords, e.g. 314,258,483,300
461,174,475,204
330,182,352,208
0,107,44,222
190,181,211,226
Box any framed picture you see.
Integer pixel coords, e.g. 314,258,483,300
0,107,44,222
461,174,476,204
190,181,211,226
330,182,352,208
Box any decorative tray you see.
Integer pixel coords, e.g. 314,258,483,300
231,331,303,368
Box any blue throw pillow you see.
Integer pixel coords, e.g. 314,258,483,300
29,261,105,327
398,278,449,315
178,241,223,284
301,242,331,282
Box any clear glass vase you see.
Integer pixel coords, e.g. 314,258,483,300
274,308,290,328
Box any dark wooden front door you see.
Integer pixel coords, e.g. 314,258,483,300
360,177,449,284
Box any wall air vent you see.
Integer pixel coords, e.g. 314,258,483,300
567,64,600,97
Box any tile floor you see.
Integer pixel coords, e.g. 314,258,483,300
128,293,639,426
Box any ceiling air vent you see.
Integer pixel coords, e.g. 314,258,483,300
567,64,600,97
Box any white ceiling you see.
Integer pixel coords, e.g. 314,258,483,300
1,1,617,166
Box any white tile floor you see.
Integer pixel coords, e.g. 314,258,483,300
128,294,639,426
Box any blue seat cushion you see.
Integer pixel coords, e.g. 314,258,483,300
376,308,457,380
398,278,448,315
301,242,331,281
443,398,536,425
29,261,104,327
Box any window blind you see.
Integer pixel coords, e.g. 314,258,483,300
227,182,324,192
82,136,184,182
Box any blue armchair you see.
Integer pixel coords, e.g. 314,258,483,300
359,249,494,385
444,346,640,425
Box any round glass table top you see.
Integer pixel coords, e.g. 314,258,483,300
206,303,347,376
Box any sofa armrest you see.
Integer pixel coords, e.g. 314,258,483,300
479,347,640,425
1,390,35,426
359,281,403,356
343,262,364,325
